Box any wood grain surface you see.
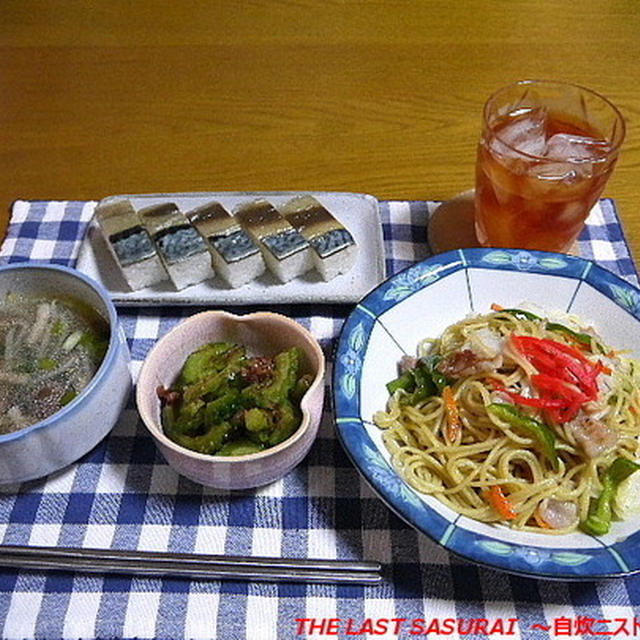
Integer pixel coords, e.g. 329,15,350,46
1,1,638,257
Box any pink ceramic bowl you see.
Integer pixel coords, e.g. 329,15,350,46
136,311,325,490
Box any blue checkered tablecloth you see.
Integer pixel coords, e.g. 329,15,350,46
0,198,639,640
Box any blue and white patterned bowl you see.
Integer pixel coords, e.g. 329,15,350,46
333,248,640,580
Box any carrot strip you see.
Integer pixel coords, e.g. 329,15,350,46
443,386,461,442
596,360,613,376
491,303,504,311
484,486,517,520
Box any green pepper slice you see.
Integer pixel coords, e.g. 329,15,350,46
423,355,451,393
386,356,449,405
501,308,602,353
386,370,415,395
581,457,640,535
488,402,558,469
502,308,542,322
545,322,600,352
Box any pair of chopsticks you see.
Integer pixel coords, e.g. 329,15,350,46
0,544,382,585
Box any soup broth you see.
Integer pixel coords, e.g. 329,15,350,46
0,292,110,434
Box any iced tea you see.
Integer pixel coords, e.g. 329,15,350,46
475,81,625,252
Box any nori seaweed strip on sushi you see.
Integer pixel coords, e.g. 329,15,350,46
187,202,265,288
95,199,168,291
138,203,215,290
280,195,358,281
234,199,312,283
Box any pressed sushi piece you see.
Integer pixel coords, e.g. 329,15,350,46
95,199,168,290
138,202,214,290
186,201,265,288
234,199,312,283
280,195,358,281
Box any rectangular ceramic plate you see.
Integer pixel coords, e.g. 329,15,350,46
76,191,386,306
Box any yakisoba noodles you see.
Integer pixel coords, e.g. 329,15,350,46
374,305,640,534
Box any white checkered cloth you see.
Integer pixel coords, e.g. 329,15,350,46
0,199,638,640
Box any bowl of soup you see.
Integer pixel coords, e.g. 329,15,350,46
0,263,131,484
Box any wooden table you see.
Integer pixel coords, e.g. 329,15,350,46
1,1,638,257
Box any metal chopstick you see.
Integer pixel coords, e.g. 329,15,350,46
0,545,382,585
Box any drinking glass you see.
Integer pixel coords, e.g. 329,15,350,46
474,80,625,253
